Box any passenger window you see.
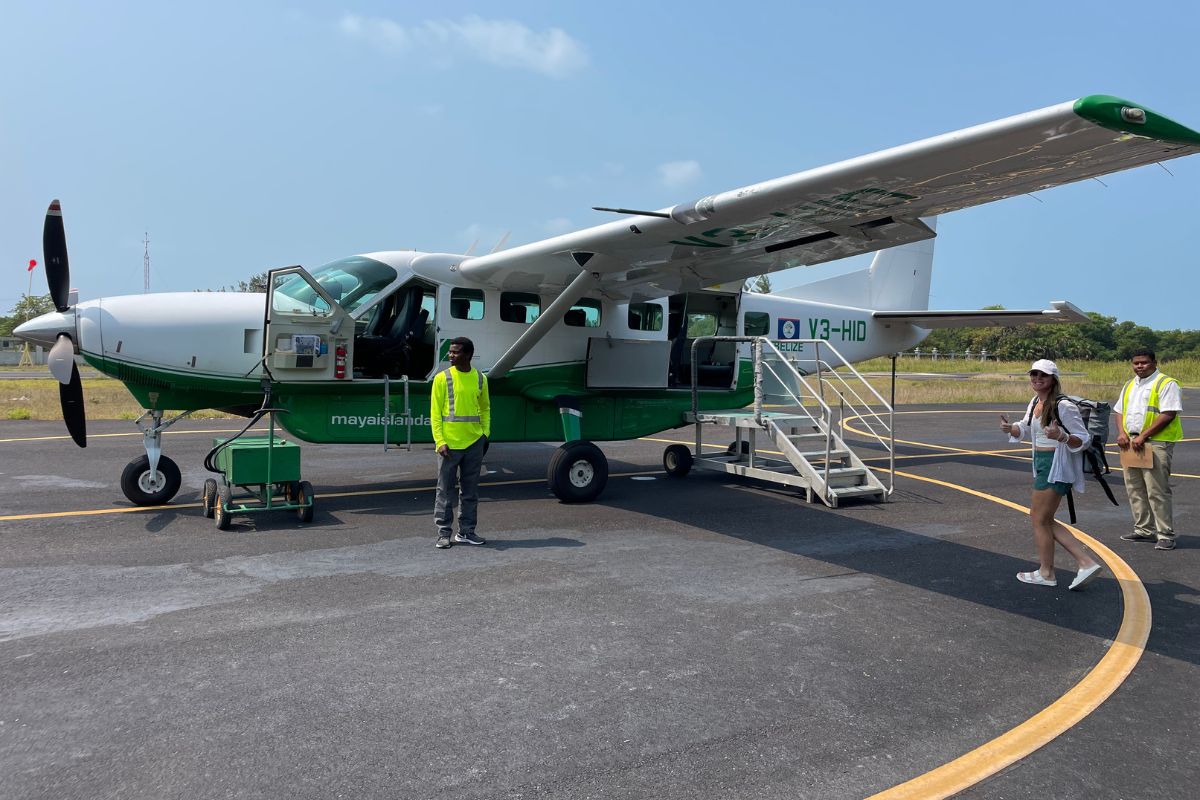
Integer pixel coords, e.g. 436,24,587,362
450,288,484,320
500,292,541,324
627,302,664,332
565,299,601,327
743,311,770,336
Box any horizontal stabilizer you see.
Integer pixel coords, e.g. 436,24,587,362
872,300,1088,329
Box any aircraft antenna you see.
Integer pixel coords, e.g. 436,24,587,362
143,232,150,293
489,231,511,254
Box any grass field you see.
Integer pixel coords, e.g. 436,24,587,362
3,358,1196,421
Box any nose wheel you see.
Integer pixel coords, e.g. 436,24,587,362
120,454,182,506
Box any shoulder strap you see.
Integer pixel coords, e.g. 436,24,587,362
1051,395,1088,438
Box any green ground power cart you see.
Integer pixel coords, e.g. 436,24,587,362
201,426,314,529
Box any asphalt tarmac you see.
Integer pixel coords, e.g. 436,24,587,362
1,404,1196,800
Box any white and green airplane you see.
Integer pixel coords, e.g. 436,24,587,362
15,95,1200,506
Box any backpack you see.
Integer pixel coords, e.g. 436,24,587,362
1066,395,1113,475
1025,394,1119,523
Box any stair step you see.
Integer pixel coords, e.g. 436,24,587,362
825,467,866,478
793,449,850,460
829,484,886,498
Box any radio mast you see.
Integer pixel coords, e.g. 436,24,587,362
143,232,150,293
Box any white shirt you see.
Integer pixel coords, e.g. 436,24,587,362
1114,369,1183,433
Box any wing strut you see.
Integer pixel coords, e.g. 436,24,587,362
488,264,601,380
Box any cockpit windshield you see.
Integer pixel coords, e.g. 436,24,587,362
272,256,398,316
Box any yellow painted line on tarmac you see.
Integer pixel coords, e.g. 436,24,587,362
0,470,661,522
867,468,1149,800
0,428,248,444
826,409,1152,799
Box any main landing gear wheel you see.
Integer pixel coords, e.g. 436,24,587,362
547,440,608,503
201,478,218,518
120,454,182,506
663,444,693,477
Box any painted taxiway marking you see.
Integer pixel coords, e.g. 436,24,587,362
0,470,660,522
837,409,1152,799
868,470,1149,800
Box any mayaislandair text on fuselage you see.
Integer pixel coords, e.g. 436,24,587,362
331,413,433,429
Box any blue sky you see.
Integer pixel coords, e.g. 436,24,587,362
2,1,1198,329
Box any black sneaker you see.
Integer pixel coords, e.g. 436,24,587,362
453,532,486,545
1155,538,1177,551
1120,532,1156,542
436,535,451,549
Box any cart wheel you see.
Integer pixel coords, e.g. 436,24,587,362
296,480,314,523
214,484,233,530
726,440,750,458
284,481,301,501
201,478,218,518
663,444,693,477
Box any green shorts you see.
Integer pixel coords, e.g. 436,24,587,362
1033,450,1071,495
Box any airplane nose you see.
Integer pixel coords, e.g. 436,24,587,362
13,310,76,348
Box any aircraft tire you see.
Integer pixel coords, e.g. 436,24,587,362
547,440,608,503
201,478,218,518
120,454,182,506
214,484,232,530
296,481,315,523
663,444,693,477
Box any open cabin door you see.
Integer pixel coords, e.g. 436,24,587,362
667,290,741,389
264,266,355,382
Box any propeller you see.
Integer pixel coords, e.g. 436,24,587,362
41,200,87,447
43,199,71,313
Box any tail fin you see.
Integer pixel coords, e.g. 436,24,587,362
868,216,936,310
775,216,937,310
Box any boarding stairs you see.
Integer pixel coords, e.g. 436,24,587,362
685,337,893,507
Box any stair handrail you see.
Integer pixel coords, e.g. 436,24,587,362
690,336,837,483
804,340,894,495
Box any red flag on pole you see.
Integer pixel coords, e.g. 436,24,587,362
28,259,37,271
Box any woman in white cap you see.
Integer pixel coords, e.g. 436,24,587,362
999,359,1104,590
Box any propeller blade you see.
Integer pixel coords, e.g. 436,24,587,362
43,199,71,313
60,363,87,448
48,334,76,385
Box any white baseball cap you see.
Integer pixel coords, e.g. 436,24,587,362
1028,358,1060,376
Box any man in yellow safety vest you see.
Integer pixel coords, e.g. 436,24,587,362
1115,348,1183,550
431,337,490,549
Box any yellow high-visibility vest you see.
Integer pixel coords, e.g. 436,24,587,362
1121,373,1182,442
431,367,490,450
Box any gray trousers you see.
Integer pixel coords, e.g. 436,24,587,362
1124,440,1175,540
434,436,486,538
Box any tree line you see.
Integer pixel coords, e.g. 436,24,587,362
919,308,1200,362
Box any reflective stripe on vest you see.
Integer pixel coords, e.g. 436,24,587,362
1121,373,1183,441
442,368,484,423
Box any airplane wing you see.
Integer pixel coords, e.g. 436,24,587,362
872,301,1090,329
458,95,1200,302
